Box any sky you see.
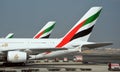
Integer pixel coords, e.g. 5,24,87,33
0,0,119,48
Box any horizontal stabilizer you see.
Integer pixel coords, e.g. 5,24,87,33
82,42,113,49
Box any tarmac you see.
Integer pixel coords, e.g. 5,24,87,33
0,60,119,72
0,63,110,72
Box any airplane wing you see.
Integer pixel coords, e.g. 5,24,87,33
0,47,67,54
82,42,113,49
26,48,67,52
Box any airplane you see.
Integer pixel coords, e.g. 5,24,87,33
29,7,112,59
0,7,112,65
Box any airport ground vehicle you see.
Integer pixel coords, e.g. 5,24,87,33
53,58,59,62
63,57,69,62
108,63,120,71
44,58,49,62
73,55,83,62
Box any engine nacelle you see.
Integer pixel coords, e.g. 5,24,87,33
7,51,27,63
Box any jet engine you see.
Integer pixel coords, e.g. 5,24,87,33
7,51,27,63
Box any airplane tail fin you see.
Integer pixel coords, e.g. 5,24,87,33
33,21,56,39
56,7,102,47
5,33,14,38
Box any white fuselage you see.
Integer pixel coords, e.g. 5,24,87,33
0,38,60,51
0,38,82,52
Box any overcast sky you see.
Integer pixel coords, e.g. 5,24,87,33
0,0,120,48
